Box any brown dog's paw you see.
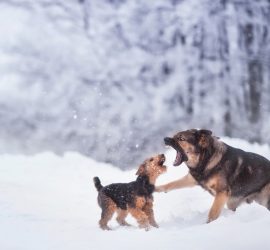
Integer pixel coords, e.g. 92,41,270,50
206,218,212,224
155,186,167,193
206,214,218,224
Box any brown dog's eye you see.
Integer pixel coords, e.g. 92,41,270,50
178,136,185,141
150,158,154,162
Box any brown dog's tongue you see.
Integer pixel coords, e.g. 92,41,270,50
173,151,182,166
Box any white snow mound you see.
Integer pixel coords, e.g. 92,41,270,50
0,137,270,250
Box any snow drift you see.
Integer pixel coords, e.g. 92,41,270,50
0,137,270,250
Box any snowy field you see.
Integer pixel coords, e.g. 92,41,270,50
0,137,270,250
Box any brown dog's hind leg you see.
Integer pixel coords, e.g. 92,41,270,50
252,183,270,210
207,191,228,223
267,198,270,210
143,200,158,228
116,209,131,226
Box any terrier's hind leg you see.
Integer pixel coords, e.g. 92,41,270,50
98,194,116,230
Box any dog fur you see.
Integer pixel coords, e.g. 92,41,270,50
94,154,166,230
156,129,270,223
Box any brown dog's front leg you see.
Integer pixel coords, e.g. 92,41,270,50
155,173,197,193
207,191,228,223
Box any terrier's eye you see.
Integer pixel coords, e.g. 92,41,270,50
178,136,185,141
150,158,154,162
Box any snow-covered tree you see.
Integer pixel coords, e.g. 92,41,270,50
0,0,269,168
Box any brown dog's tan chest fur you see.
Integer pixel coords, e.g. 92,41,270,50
201,174,227,196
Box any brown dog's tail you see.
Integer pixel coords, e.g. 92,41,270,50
93,177,103,191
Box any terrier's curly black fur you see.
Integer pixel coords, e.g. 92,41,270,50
94,175,154,210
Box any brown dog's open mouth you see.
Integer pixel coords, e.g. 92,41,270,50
164,137,188,166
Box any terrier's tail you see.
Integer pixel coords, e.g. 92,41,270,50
93,177,103,191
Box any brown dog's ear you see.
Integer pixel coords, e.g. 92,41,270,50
198,130,213,148
136,163,146,175
199,129,212,136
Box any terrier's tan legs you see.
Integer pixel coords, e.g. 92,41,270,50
128,208,150,230
98,195,116,230
116,209,130,226
143,200,158,228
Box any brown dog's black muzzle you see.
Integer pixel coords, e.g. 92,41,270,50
164,137,179,149
164,137,174,145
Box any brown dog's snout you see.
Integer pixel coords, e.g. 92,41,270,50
164,137,174,145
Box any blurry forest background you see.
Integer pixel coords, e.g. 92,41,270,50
0,0,269,169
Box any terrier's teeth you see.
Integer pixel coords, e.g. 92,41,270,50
165,145,170,148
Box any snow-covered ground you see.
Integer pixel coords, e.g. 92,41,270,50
0,137,270,250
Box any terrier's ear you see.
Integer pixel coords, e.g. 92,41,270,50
136,163,146,175
198,130,213,148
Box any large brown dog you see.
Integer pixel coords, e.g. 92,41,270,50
94,154,166,230
156,129,270,223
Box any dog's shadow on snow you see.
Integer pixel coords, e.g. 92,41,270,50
159,209,235,229
159,213,207,229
